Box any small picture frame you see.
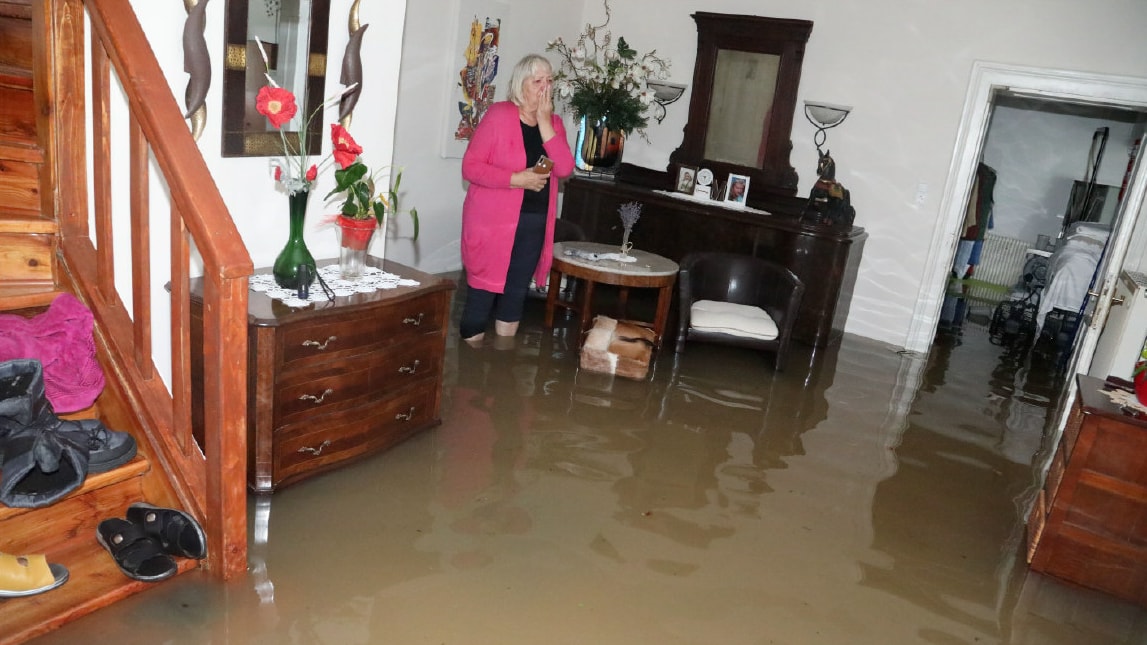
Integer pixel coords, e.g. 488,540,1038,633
724,173,750,204
675,165,698,194
693,185,712,200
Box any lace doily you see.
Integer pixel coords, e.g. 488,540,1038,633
250,264,420,308
1100,387,1147,415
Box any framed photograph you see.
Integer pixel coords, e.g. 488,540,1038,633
724,173,750,204
675,165,698,194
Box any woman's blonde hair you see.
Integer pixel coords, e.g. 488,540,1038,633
507,54,552,106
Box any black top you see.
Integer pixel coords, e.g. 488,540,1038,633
520,120,549,214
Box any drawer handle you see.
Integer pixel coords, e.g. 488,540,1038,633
302,336,337,350
395,406,416,421
398,360,421,375
299,388,334,404
403,313,424,326
297,440,331,456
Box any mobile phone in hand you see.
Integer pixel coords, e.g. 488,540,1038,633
533,156,554,174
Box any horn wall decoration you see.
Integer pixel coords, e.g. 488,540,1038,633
183,0,211,141
339,0,366,128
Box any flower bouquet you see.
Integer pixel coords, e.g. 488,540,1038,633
251,38,357,289
546,0,669,171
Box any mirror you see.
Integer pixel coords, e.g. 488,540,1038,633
668,13,812,203
222,0,331,157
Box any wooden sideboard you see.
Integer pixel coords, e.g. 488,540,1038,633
190,259,455,493
1026,374,1147,606
559,176,867,346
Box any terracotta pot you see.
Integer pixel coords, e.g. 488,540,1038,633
1135,364,1147,406
336,215,377,280
337,215,377,251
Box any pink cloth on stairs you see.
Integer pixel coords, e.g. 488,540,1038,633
0,293,105,413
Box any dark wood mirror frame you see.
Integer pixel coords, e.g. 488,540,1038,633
221,0,331,157
667,13,812,206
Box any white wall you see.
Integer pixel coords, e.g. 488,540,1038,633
130,0,407,272
114,0,405,387
981,106,1141,243
393,0,1147,349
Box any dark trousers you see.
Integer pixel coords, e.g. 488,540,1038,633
460,211,546,339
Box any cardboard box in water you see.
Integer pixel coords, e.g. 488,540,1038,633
579,316,655,380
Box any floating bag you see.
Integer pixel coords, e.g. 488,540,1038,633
579,316,656,380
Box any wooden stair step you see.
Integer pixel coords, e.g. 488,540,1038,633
0,139,43,164
0,456,151,552
0,148,42,211
0,1,33,21
0,453,201,645
0,538,199,645
0,64,32,91
0,285,62,311
0,82,35,145
0,215,56,286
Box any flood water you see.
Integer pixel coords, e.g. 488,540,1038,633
32,291,1147,644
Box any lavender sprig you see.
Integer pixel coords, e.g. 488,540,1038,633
618,201,642,231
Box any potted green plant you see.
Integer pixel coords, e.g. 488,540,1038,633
1133,340,1147,405
324,126,419,280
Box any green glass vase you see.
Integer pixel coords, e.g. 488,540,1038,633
272,190,316,290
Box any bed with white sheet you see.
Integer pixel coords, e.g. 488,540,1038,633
1035,222,1111,333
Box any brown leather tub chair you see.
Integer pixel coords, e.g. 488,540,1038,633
674,252,804,371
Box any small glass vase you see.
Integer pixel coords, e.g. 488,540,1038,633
620,228,633,257
336,215,378,280
272,190,316,290
575,115,626,174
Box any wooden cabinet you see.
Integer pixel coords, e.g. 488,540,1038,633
191,259,455,493
559,176,867,346
1027,374,1147,605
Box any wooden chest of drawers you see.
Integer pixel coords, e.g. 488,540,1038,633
191,259,454,493
1026,374,1147,605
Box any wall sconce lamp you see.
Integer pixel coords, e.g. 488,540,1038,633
647,81,688,124
804,100,852,156
800,100,856,229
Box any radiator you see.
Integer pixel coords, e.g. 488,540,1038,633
975,233,1030,288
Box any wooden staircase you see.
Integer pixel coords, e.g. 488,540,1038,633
0,1,251,642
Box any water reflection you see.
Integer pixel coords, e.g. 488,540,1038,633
31,298,1147,644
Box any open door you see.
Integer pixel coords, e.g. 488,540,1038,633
1042,148,1147,452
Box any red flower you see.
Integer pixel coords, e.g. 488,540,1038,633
306,165,318,181
330,124,363,169
255,86,297,129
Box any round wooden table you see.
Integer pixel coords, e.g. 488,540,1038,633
544,241,679,348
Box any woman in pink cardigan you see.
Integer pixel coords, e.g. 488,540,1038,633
459,54,575,344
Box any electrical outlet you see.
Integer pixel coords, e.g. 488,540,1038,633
268,159,281,181
914,182,929,205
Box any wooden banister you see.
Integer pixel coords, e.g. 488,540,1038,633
41,0,252,579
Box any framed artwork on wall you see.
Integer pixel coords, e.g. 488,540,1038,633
441,0,510,158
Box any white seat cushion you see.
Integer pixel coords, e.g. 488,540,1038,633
690,300,778,340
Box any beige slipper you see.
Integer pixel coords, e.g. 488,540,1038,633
0,552,69,597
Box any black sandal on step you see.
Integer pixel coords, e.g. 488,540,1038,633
96,517,177,582
126,502,207,560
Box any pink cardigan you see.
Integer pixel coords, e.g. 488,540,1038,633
461,101,575,292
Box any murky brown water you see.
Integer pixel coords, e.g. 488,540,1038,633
33,294,1147,644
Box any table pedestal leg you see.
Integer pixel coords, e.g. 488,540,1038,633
652,282,675,348
544,268,561,328
579,279,596,334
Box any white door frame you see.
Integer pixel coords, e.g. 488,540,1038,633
906,61,1147,354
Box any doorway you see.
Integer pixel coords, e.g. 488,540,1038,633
943,92,1146,361
908,62,1147,356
